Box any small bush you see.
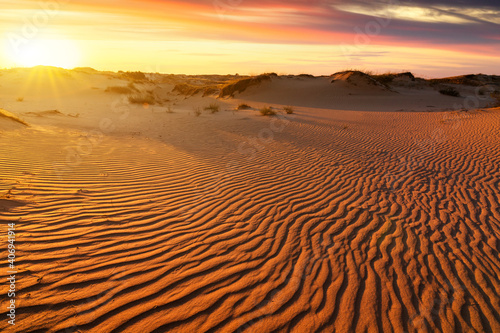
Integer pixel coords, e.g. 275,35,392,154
128,94,156,105
106,86,134,94
283,106,294,114
237,103,251,110
204,103,220,113
193,107,202,117
16,97,24,102
260,107,276,116
439,87,460,97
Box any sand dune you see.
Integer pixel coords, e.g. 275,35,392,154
220,72,496,111
0,68,499,332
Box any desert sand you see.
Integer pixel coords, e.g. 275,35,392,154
1,66,499,332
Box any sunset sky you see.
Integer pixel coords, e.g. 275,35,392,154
1,0,499,76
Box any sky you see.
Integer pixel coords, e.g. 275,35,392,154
0,0,499,77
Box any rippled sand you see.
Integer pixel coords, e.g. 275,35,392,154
1,103,499,332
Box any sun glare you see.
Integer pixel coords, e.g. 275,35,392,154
7,38,80,69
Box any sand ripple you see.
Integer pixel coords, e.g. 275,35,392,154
1,110,499,332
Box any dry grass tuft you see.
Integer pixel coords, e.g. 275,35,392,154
204,103,220,113
260,107,276,116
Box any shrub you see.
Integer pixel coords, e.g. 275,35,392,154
193,107,202,117
283,106,294,114
237,103,251,110
16,97,24,102
128,94,156,105
260,107,276,116
439,87,460,97
105,86,134,94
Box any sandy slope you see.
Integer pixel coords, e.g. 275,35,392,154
0,68,499,333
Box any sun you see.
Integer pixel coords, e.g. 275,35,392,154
7,38,80,69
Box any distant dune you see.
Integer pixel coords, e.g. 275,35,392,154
0,67,498,112
0,66,499,333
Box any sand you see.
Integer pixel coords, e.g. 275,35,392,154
0,67,499,332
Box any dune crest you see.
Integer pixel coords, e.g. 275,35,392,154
330,70,391,91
